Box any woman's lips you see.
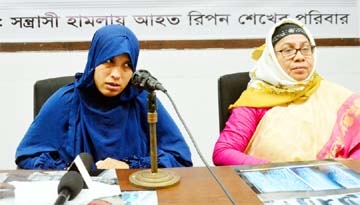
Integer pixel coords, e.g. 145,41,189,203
106,82,120,90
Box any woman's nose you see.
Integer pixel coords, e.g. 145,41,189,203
293,49,305,61
110,67,122,78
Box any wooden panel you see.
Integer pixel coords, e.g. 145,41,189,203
0,38,358,52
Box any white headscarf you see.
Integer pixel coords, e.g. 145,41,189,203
248,18,317,91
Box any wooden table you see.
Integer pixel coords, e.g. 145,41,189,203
3,160,358,204
116,166,263,205
116,159,360,205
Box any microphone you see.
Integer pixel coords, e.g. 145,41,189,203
68,152,93,173
54,171,84,205
131,69,167,92
67,152,94,189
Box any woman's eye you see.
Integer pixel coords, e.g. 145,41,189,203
125,63,132,68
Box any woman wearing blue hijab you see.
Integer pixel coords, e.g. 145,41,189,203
15,25,193,170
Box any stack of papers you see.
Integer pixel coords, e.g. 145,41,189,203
0,170,157,205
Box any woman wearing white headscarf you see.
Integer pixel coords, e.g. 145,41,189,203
213,18,360,165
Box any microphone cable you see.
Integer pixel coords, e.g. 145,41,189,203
163,91,237,205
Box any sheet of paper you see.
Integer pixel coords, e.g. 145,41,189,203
9,180,120,204
0,170,158,205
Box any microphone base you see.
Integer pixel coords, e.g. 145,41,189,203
129,169,180,189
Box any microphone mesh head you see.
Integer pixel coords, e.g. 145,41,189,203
58,171,84,200
78,152,94,173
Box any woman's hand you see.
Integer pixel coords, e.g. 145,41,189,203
96,157,129,169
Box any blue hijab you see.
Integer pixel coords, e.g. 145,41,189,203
16,25,192,169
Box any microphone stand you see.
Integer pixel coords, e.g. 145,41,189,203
129,90,180,188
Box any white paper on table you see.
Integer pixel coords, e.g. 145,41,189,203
9,180,121,205
122,190,158,205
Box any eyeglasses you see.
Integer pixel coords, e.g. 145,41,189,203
276,46,315,59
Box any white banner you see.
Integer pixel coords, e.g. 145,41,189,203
0,0,358,42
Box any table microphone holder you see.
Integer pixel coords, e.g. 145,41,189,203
129,90,180,188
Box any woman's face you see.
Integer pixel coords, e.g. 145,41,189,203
94,54,133,97
274,34,314,81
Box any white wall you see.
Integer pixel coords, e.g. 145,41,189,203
1,46,359,169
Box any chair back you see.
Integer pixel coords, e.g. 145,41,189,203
33,76,75,118
217,72,250,131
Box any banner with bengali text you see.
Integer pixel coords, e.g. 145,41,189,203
0,0,358,42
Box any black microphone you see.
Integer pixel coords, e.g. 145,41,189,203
68,152,93,173
131,69,167,92
54,171,84,205
67,152,94,189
